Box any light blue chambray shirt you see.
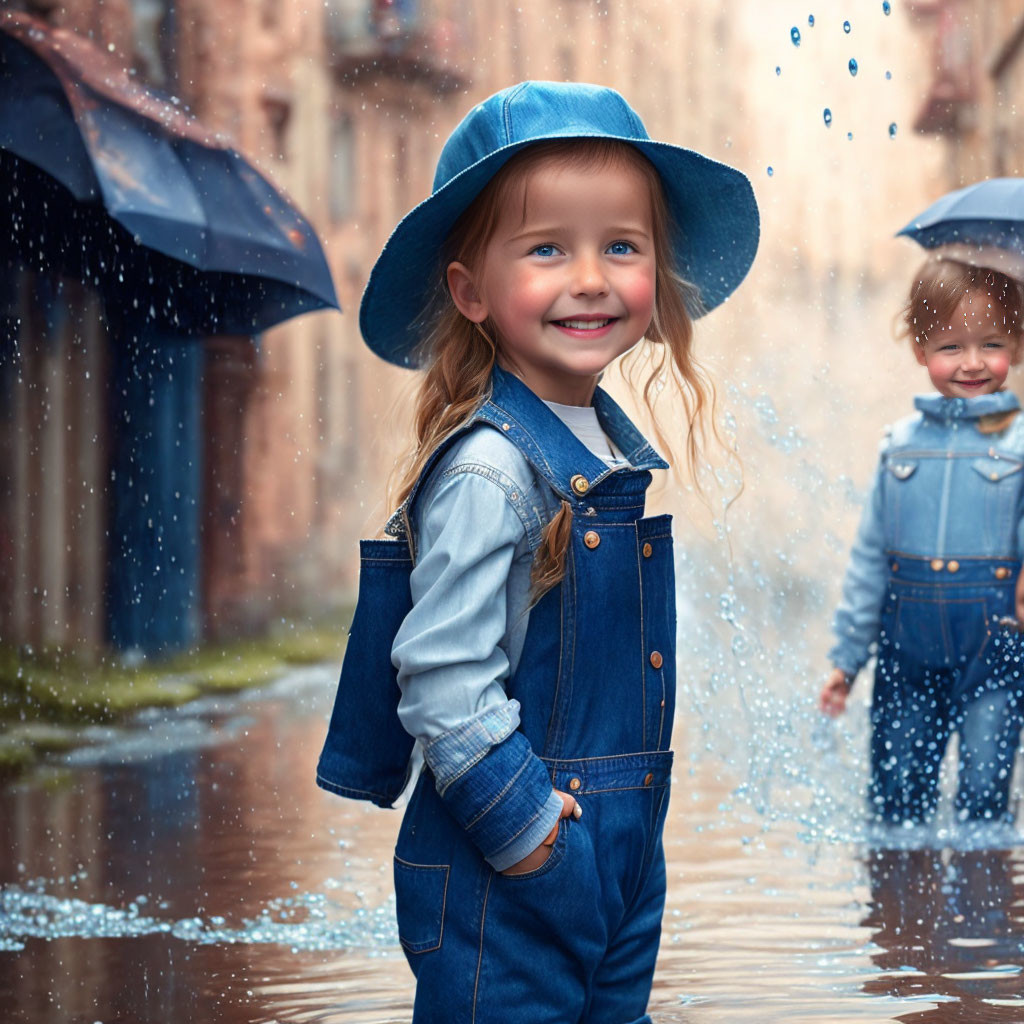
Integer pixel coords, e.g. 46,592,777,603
830,390,1024,678
391,404,625,869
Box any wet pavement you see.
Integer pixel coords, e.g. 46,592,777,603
3,665,1024,1023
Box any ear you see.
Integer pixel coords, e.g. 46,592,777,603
912,340,928,367
447,262,488,323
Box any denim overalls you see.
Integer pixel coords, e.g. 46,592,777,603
318,369,676,1023
830,392,1024,823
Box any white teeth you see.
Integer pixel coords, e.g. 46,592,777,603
557,318,612,330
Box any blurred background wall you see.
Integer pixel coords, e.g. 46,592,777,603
0,0,1021,660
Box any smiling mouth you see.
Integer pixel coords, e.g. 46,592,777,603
954,379,989,388
551,317,617,330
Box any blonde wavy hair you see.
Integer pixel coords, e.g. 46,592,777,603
392,138,718,600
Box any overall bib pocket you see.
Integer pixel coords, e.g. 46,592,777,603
393,856,450,954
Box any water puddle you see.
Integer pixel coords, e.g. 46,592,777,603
3,661,1024,1022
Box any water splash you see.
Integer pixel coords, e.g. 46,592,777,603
849,58,858,76
823,107,833,127
790,26,801,46
0,878,399,954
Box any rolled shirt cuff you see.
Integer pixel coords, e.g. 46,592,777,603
488,788,563,872
423,699,521,792
432,728,559,870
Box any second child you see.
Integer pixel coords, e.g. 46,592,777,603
822,258,1024,826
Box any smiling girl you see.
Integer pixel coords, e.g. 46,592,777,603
822,257,1024,828
316,81,758,1021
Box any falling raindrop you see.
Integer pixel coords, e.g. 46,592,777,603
776,66,782,76
847,131,853,140
843,20,851,33
889,122,898,138
767,166,774,177
823,108,833,127
808,14,815,26
882,0,891,12
791,26,801,46
849,58,859,76
885,70,892,79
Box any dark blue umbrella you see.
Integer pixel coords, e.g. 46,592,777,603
0,11,339,335
897,177,1024,255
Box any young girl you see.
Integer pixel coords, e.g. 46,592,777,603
822,257,1024,827
317,81,758,1021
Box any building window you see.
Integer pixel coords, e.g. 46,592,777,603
131,0,176,90
330,114,356,223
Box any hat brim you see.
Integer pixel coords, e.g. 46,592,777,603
360,133,760,367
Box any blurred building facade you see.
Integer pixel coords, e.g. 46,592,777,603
909,1,1024,182
1,0,950,659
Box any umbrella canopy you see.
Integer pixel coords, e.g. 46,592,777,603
897,177,1024,259
0,11,339,335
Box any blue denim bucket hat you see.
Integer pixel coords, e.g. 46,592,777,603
360,80,760,367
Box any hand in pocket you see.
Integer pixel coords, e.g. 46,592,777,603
500,789,579,876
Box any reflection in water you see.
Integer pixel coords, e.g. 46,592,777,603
2,668,1024,1022
863,846,1024,1023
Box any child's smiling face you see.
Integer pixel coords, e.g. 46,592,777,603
446,153,657,405
914,289,1022,398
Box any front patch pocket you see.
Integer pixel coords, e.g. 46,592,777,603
393,857,449,954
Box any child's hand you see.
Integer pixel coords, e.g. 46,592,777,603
820,668,852,717
1016,566,1024,626
500,789,579,876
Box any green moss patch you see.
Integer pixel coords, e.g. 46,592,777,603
0,618,349,781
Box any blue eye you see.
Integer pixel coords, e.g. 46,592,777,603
607,240,636,255
530,244,559,258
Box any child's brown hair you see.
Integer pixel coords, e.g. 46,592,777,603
901,258,1024,345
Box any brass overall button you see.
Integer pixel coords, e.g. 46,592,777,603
996,566,1012,580
642,542,653,558
930,558,945,572
584,530,600,549
570,474,590,496
643,772,654,787
947,560,960,573
649,651,663,669
891,562,900,573
568,777,581,791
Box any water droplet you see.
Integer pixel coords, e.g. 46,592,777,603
847,131,853,140
791,26,801,45
882,1,891,13
849,58,859,76
843,19,851,32
885,70,892,80
767,166,774,177
775,66,782,76
823,107,833,127
808,14,815,26
889,122,898,138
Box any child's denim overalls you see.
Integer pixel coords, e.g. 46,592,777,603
830,392,1024,823
318,369,676,1023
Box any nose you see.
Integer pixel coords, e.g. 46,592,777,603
569,251,609,297
961,346,985,372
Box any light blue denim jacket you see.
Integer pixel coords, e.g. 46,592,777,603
830,391,1024,677
390,369,663,870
